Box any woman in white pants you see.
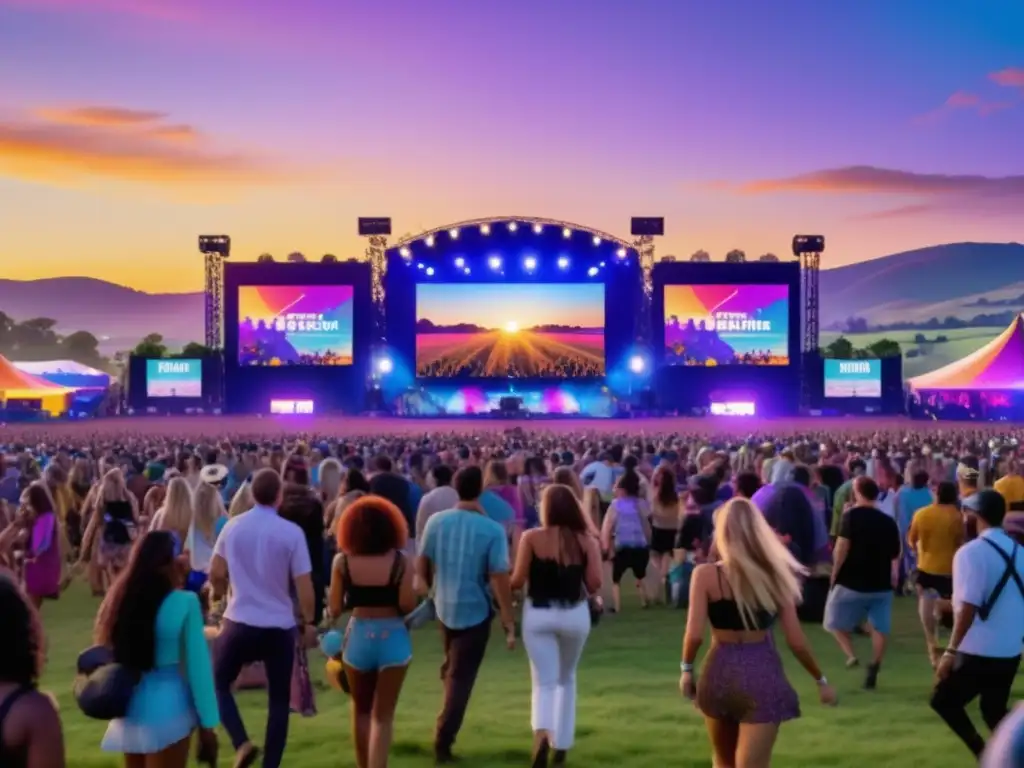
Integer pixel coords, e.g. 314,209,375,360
511,484,603,767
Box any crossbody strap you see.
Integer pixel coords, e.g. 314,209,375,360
978,539,1024,620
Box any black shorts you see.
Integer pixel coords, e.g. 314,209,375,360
916,571,953,599
650,527,675,554
612,547,650,583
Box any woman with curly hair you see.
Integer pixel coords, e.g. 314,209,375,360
328,495,417,768
95,530,219,766
0,571,65,767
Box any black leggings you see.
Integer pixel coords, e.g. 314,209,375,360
930,652,1020,757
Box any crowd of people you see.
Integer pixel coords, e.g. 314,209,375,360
1,420,1024,766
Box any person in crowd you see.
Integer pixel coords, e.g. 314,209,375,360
824,476,902,687
907,481,963,667
328,496,417,768
995,457,1024,511
149,476,193,544
318,457,345,517
280,454,326,626
897,468,934,582
600,465,653,611
329,468,371,539
80,468,139,594
788,465,831,566
210,469,314,768
95,530,219,766
680,497,836,768
0,570,66,768
732,471,761,501
416,466,517,764
511,484,602,766
552,466,584,503
649,465,682,602
415,464,457,541
21,484,62,608
368,456,415,552
982,704,1024,767
518,456,551,530
227,479,254,519
830,457,867,539
483,459,523,529
932,490,1024,758
187,481,228,576
958,464,982,541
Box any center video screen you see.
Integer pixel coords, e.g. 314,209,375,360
664,284,790,366
416,283,605,378
238,285,353,366
146,358,202,398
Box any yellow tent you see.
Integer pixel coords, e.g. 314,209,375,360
0,355,74,415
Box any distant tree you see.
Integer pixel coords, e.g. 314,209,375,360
257,253,275,263
844,317,869,334
724,249,747,263
758,252,779,262
822,336,855,359
61,330,103,365
661,254,678,262
12,317,59,350
690,249,711,262
179,341,214,358
866,338,901,358
935,335,948,343
133,333,167,358
913,333,927,344
321,253,338,263
287,252,306,263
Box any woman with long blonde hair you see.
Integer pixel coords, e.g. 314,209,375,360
227,480,254,519
680,498,836,768
318,458,345,530
150,477,193,545
187,482,227,574
80,468,139,592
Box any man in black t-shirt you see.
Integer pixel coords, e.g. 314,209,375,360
823,475,902,689
368,454,415,550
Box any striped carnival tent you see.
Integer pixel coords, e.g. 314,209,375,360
908,314,1024,392
0,355,74,414
13,359,111,389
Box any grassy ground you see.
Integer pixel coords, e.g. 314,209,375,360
45,584,1007,767
821,327,1000,380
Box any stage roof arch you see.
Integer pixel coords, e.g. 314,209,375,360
908,313,1024,391
390,216,637,255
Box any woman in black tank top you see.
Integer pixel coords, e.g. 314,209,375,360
327,496,418,768
0,572,65,767
679,498,836,768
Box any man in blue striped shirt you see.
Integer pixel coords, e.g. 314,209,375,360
417,465,516,764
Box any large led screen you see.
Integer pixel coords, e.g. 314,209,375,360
825,359,881,398
146,358,202,397
416,283,605,378
664,284,790,365
238,285,353,366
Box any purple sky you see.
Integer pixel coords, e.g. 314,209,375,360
0,0,1022,291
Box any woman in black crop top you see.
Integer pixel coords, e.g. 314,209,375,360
679,498,836,768
0,571,65,768
510,485,602,767
327,496,418,768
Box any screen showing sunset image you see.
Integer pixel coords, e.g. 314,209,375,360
416,283,605,378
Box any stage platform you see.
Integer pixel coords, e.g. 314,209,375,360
0,414,983,439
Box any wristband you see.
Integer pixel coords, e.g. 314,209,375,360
680,662,694,674
816,676,828,686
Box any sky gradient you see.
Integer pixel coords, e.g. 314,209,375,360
417,283,604,329
2,0,1023,293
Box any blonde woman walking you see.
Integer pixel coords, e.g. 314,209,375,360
150,477,194,546
680,498,836,768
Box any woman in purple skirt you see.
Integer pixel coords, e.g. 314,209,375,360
680,498,837,767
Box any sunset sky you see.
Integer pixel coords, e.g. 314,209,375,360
417,283,604,330
2,0,1022,293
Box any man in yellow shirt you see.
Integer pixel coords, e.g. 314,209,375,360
994,458,1024,511
907,481,964,668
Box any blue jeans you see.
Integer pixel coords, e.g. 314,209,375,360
823,585,894,635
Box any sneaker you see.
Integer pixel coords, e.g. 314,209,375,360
435,746,460,765
845,657,859,669
864,663,880,690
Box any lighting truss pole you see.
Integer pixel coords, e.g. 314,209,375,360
793,235,825,409
633,234,656,341
198,235,230,350
364,235,388,339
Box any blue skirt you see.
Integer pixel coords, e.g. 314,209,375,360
102,666,197,753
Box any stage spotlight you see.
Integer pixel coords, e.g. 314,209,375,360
425,267,435,276
533,223,543,234
600,261,606,268
587,266,599,277
592,235,602,246
454,257,466,268
616,247,627,258
562,227,572,238
449,228,459,239
629,355,645,374
524,256,537,271
399,246,411,258
508,221,518,232
377,357,394,375
463,267,471,275
557,256,570,269
480,223,490,235
425,235,435,247
417,262,425,270
488,255,502,270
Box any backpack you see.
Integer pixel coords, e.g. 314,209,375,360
101,501,133,546
977,539,1024,621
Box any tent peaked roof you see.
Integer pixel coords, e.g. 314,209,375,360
0,354,71,393
908,314,1024,391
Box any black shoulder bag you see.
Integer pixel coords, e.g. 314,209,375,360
977,539,1024,621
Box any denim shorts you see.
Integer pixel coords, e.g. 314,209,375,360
823,585,893,635
343,617,412,672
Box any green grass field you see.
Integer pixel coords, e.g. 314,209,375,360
45,584,1012,767
822,327,1001,380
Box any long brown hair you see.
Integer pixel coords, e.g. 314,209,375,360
539,484,589,565
653,465,679,507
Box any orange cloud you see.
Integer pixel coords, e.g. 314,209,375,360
34,105,167,127
916,90,1012,123
990,67,1024,88
0,108,291,190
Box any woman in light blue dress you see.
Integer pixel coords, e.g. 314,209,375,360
93,531,219,766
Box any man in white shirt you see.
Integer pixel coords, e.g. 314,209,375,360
210,468,314,768
416,464,459,540
581,452,615,501
932,490,1024,759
